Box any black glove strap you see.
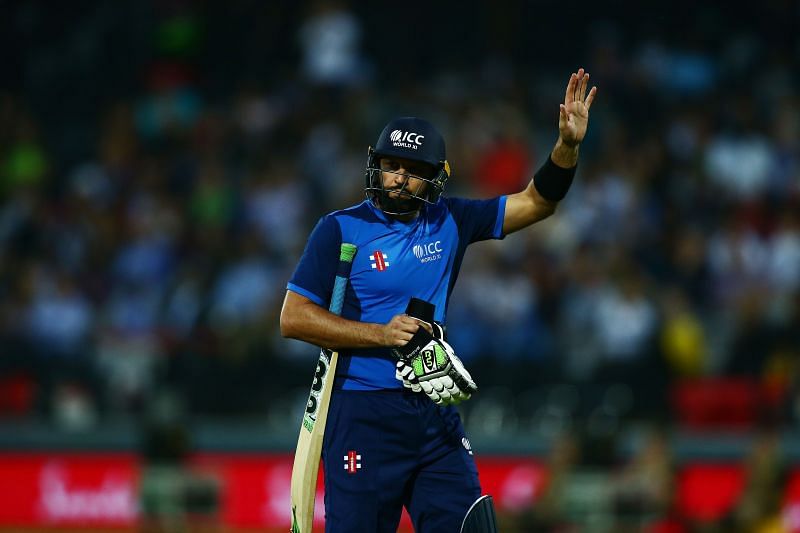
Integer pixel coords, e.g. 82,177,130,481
406,297,435,323
405,297,444,340
393,327,434,360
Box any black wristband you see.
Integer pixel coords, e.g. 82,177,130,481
533,156,576,202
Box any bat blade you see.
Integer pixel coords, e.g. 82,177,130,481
290,242,356,533
291,348,338,533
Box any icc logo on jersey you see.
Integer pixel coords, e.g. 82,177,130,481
412,241,442,264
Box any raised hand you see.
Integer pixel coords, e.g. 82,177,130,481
559,68,597,148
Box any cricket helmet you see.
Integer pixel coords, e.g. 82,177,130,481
365,117,450,215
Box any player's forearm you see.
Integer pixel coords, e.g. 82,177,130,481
280,297,384,350
286,314,385,350
503,137,580,234
550,137,579,168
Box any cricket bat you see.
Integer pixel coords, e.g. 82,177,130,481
291,242,357,533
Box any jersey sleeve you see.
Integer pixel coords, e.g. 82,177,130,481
444,196,507,243
286,214,342,307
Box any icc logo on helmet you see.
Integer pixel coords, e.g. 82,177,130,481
390,129,425,145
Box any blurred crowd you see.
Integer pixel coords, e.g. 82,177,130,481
502,427,792,532
0,0,798,437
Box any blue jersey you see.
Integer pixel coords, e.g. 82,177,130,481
287,196,507,390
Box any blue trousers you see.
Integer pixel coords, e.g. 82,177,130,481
322,389,480,532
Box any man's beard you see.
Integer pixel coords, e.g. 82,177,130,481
378,190,423,214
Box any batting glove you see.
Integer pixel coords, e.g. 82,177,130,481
393,327,477,405
395,322,444,393
395,360,422,393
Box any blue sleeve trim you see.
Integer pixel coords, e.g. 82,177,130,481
286,283,326,307
494,195,508,238
287,214,342,309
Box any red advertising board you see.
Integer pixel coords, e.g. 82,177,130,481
0,452,545,529
675,463,745,522
782,468,800,532
0,453,139,528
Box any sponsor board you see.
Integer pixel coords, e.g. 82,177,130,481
0,453,546,529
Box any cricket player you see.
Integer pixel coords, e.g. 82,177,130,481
281,69,596,532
